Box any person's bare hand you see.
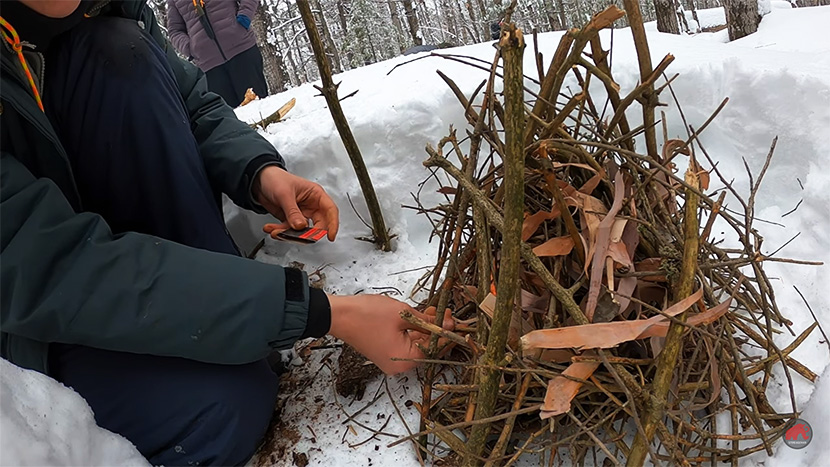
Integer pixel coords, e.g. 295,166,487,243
327,295,455,375
255,166,339,241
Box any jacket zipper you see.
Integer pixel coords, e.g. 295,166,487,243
85,0,111,18
34,50,45,93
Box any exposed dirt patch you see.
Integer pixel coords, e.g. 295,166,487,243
292,451,309,467
335,344,382,400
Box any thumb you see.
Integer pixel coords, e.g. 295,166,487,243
277,195,308,230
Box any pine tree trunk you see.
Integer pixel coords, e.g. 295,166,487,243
724,0,761,40
654,0,681,33
402,0,423,45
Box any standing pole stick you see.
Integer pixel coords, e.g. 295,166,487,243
621,0,659,161
297,0,392,251
463,23,525,467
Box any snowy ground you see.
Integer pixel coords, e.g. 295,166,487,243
2,5,829,466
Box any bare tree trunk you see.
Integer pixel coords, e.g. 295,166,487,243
416,0,434,44
724,0,761,40
465,0,482,42
689,0,701,31
402,0,423,45
475,0,488,41
312,0,343,73
336,0,349,34
287,3,312,82
279,22,304,86
388,0,407,51
555,0,568,29
654,0,681,33
677,0,692,32
252,3,288,94
454,0,473,43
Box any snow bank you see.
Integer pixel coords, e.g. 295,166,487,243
683,6,727,29
0,358,147,466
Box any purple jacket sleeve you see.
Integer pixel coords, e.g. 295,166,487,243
166,0,191,58
237,0,260,21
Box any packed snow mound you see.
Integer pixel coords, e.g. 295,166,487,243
0,358,148,466
733,4,830,55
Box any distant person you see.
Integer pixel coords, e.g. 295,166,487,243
167,0,268,106
490,21,502,40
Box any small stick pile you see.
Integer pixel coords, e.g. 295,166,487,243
393,4,823,466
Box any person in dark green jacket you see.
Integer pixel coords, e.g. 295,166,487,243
0,0,451,465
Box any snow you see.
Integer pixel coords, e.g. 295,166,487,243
2,5,830,467
0,358,148,466
683,6,726,29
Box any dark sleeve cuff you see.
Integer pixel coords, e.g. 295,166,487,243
302,288,331,339
245,154,286,213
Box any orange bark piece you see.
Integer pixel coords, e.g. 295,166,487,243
540,360,600,419
521,289,703,351
532,236,575,257
521,211,555,242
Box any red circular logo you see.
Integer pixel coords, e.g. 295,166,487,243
783,418,813,449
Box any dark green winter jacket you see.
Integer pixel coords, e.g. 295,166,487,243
0,0,328,374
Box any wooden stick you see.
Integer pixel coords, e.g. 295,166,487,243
620,0,658,160
628,156,701,466
296,0,392,251
464,24,525,467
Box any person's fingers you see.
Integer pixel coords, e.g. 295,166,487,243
402,308,455,334
407,329,430,341
263,222,291,238
320,192,340,241
263,223,285,233
275,188,308,230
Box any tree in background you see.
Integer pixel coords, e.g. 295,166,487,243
145,0,782,98
252,0,290,94
724,0,766,40
654,0,681,32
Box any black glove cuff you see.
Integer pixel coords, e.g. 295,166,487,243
303,287,331,339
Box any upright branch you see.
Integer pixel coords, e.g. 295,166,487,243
627,157,701,466
297,0,392,251
463,24,525,467
621,0,659,160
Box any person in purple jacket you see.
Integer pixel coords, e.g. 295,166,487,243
167,0,268,106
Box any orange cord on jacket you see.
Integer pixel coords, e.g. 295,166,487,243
0,16,45,112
